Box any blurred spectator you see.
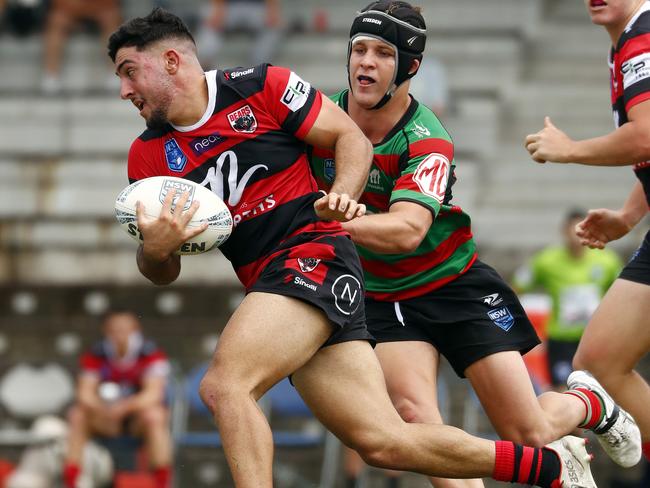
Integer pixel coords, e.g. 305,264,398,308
6,415,113,488
41,0,122,94
514,209,622,390
2,0,47,37
408,55,449,118
62,311,172,488
195,0,281,69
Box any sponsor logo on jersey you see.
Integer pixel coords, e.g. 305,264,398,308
190,132,226,156
227,105,258,133
362,17,382,25
367,168,384,191
164,138,188,172
413,153,450,202
224,67,254,80
412,121,431,138
487,306,515,332
198,150,268,207
324,159,336,182
298,258,321,273
481,293,503,307
232,194,276,227
621,52,650,90
281,72,311,112
159,178,195,211
331,274,362,316
293,275,318,291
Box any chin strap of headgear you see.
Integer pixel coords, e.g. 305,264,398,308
347,8,426,110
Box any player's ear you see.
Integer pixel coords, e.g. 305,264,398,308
163,49,181,74
408,58,420,76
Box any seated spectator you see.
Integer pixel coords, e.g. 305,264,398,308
62,310,172,488
41,0,122,94
195,0,281,69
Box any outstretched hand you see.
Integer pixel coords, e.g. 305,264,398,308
524,116,573,164
314,192,366,222
575,209,632,249
136,189,208,261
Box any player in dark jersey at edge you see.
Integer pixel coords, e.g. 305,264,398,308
526,0,650,467
308,0,642,481
108,8,597,487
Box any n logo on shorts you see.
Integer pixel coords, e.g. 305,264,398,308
331,274,362,316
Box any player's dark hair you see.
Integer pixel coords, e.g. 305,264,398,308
361,1,425,30
100,309,141,325
565,208,587,223
108,7,195,62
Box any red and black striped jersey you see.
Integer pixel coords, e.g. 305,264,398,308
127,65,344,288
80,335,170,395
609,2,650,204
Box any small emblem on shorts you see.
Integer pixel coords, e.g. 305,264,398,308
298,258,321,273
487,306,514,332
227,104,257,133
331,274,362,316
481,293,503,307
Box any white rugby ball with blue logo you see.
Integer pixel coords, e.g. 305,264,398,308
114,176,233,255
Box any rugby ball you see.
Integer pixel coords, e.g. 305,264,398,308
115,176,232,255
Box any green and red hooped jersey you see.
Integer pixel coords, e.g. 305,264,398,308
308,90,477,301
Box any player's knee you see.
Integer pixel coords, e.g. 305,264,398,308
392,397,440,424
348,429,402,469
198,371,241,415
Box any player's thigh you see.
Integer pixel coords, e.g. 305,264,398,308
574,278,650,374
205,291,333,398
465,350,545,437
292,340,404,449
375,341,443,423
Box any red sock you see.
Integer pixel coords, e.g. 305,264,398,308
153,466,172,488
63,463,81,488
493,441,560,488
642,442,650,461
564,387,604,429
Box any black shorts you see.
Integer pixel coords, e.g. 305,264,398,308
365,260,540,377
250,234,374,347
547,339,579,387
619,230,650,286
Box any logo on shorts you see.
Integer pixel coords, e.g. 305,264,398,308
298,258,321,273
481,293,503,307
331,274,362,316
164,138,187,172
227,105,257,133
293,276,318,291
324,159,336,182
487,306,514,332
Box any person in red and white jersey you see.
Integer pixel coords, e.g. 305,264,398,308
106,8,599,487
525,0,650,465
63,310,172,488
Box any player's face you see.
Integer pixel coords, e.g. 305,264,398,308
349,38,396,108
103,313,140,355
584,0,644,27
115,46,174,130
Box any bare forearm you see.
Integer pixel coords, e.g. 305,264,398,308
621,181,649,226
330,132,373,200
121,388,164,414
136,245,181,285
343,213,425,254
571,122,650,166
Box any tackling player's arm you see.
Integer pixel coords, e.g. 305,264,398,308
342,202,432,253
525,102,650,165
304,96,373,220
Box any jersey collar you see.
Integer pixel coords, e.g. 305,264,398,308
171,70,218,132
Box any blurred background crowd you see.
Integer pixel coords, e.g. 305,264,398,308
0,0,649,487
